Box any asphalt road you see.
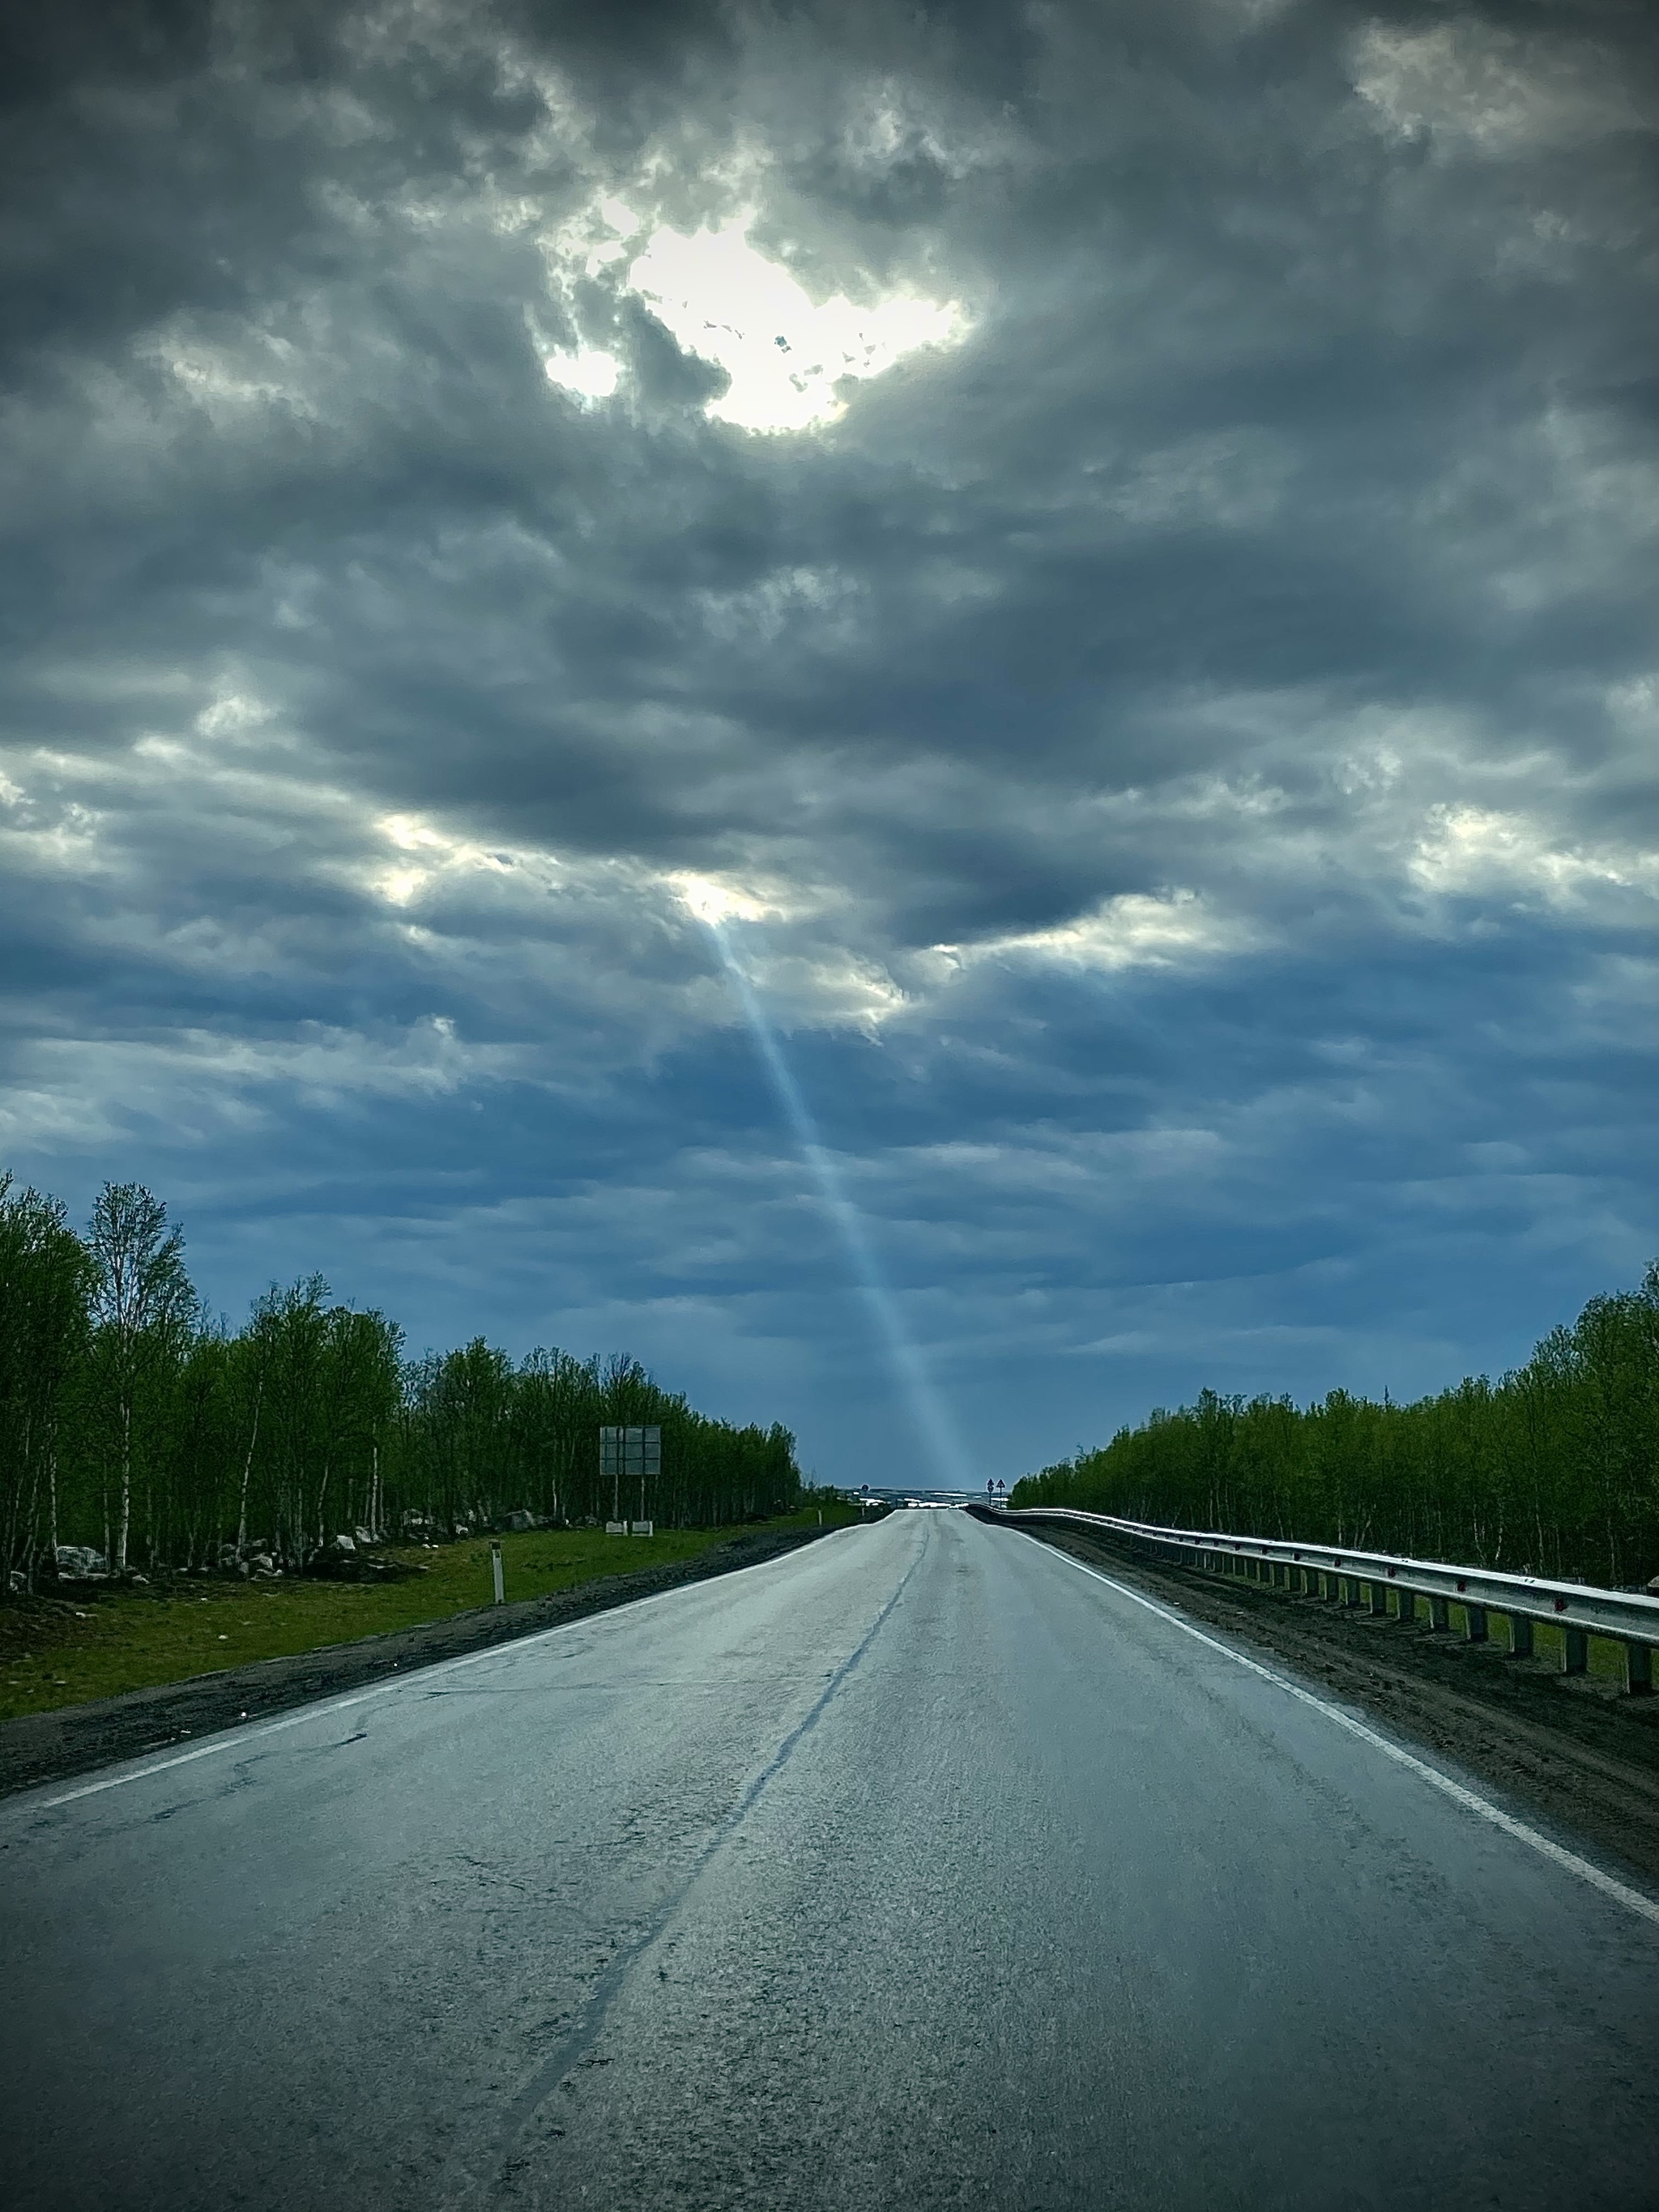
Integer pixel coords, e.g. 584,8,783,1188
4,1511,1658,2211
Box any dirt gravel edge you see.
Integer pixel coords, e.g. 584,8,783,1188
0,1525,840,1801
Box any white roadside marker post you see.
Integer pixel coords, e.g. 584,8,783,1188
491,1540,505,1606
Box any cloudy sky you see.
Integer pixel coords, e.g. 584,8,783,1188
3,0,1657,1488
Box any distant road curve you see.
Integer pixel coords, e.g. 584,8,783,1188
3,1511,1657,2210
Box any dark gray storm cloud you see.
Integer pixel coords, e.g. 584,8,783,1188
2,0,1657,1480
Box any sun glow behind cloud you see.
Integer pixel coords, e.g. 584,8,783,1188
542,346,620,401
939,890,1249,974
630,217,964,432
672,872,767,926
542,201,966,433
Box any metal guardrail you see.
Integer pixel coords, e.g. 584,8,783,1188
995,1505,1659,1694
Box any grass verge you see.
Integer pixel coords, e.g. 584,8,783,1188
0,1505,859,1722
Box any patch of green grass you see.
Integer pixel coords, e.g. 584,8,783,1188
0,1504,858,1721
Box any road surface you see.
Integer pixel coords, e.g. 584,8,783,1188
3,1510,1657,2210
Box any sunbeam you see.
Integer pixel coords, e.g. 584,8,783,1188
698,911,971,1492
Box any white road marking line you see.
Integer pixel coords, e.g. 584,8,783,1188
15,1539,834,1818
1040,1541,1659,1932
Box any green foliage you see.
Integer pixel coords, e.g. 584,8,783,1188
399,1340,798,1532
0,1173,802,1589
0,1177,93,1581
1011,1266,1659,1588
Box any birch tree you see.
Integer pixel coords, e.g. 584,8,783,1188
86,1183,197,1573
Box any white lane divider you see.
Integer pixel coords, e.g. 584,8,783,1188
1042,1541,1659,1932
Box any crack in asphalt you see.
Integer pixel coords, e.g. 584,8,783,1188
441,1524,928,2209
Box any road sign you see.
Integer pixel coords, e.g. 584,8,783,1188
600,1426,661,1522
600,1426,660,1477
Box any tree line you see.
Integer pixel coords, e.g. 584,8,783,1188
1011,1265,1659,1589
0,1174,800,1589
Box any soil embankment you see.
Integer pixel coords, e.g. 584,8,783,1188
0,1524,834,1800
1000,1515,1659,1890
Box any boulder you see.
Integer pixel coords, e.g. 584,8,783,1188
54,1544,107,1577
331,1533,357,1554
505,1510,535,1532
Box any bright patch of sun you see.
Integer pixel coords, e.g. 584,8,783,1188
544,346,621,402
626,218,964,433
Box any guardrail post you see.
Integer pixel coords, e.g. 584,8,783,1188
1008,1512,1659,1681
